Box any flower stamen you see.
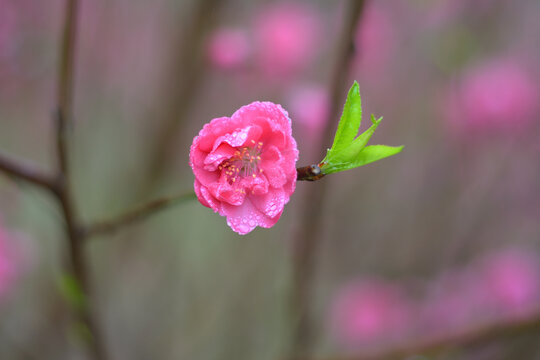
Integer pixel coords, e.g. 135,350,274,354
220,142,264,184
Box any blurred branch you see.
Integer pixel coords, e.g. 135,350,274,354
295,309,540,360
136,0,227,198
289,0,367,357
57,0,77,126
87,161,329,238
54,1,109,359
84,191,197,237
0,151,57,191
87,160,330,238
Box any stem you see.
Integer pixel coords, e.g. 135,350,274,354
296,165,326,182
86,163,326,238
84,192,197,237
293,308,540,360
0,151,57,191
288,1,367,357
58,0,77,122
55,1,108,359
55,175,106,360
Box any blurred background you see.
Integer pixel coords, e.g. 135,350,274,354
1,0,540,359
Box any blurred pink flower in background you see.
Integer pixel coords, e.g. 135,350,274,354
332,249,540,348
190,102,298,235
444,60,539,137
288,85,329,137
330,279,413,348
0,0,17,52
206,28,251,71
252,2,321,78
0,223,22,301
287,85,329,161
420,269,489,333
420,247,540,337
355,4,395,74
476,248,540,314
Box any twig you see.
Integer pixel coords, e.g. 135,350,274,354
87,163,325,238
85,163,323,238
84,192,197,237
297,165,326,182
0,151,57,191
288,0,367,357
294,308,540,360
57,0,77,122
54,1,108,359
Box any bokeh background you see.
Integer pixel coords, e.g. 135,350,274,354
1,0,540,359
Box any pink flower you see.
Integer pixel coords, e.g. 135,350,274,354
288,85,329,136
444,60,538,136
0,0,17,52
0,225,20,300
420,269,490,333
287,85,329,160
206,28,251,70
189,102,298,235
330,279,413,348
419,248,540,335
477,248,540,314
355,4,395,74
253,2,321,77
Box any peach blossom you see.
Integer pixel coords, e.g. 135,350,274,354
190,102,298,235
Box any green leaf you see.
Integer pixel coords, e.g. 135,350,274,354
322,145,403,174
317,81,403,176
326,81,362,159
336,115,382,163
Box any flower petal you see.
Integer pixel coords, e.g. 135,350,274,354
194,180,209,208
196,117,236,152
232,101,292,138
260,145,287,188
212,125,263,151
198,183,221,213
204,143,236,171
250,188,288,219
208,178,246,206
222,198,277,235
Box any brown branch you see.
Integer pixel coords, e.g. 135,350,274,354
0,151,57,191
57,0,77,123
297,165,326,182
0,3,106,355
295,309,540,360
289,0,367,357
84,192,197,237
54,1,108,359
87,163,324,238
